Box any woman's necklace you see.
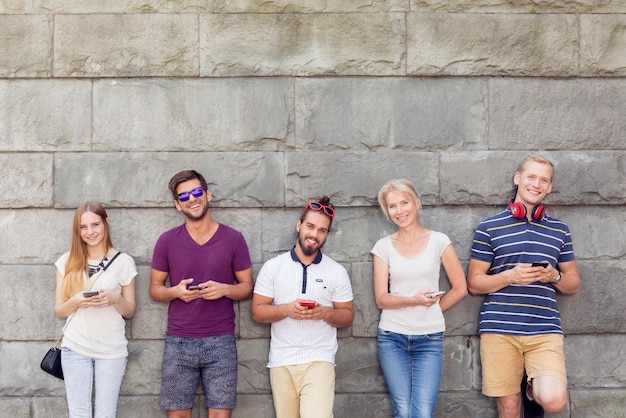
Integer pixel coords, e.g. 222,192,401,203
88,254,109,277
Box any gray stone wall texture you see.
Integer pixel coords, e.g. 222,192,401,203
0,1,625,417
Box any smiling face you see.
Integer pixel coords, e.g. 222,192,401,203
79,211,108,249
513,160,553,208
384,191,420,229
174,178,211,221
296,210,331,258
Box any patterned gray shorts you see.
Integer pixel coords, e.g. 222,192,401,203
160,334,238,411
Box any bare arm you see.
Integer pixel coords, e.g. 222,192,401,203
467,259,518,295
438,245,468,312
251,293,293,323
320,300,354,328
112,279,136,319
149,268,196,303
553,261,580,295
55,270,79,319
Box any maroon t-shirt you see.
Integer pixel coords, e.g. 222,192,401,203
151,223,252,337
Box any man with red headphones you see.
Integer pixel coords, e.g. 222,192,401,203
468,155,581,418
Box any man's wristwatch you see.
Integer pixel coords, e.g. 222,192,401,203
552,273,562,284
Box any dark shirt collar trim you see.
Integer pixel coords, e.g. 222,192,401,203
290,246,322,266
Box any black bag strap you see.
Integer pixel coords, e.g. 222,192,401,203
102,252,121,271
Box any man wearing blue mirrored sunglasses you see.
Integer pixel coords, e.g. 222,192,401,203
149,169,253,418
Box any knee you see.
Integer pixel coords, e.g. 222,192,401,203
533,379,567,413
497,396,521,418
537,392,567,414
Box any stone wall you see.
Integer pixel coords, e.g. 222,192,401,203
1,1,625,417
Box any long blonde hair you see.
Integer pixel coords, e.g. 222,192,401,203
62,202,113,300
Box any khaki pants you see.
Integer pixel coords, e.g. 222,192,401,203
269,361,335,418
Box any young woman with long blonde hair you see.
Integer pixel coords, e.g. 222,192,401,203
55,202,137,418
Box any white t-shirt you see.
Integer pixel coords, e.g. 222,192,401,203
254,250,353,368
55,252,137,359
371,231,451,335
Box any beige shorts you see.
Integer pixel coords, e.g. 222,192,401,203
480,333,567,397
269,361,335,418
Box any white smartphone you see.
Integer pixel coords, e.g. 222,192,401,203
425,290,446,299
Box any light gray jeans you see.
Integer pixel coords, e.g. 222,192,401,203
61,347,127,418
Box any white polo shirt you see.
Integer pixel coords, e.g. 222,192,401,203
254,249,353,368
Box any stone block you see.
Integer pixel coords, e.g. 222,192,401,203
118,396,166,417
0,342,66,396
0,80,91,151
350,262,380,338
294,77,487,151
31,397,69,418
130,264,169,340
581,14,626,76
570,389,626,417
489,78,626,150
53,152,284,209
334,393,393,417
93,79,293,151
33,0,211,14
237,339,271,393
122,340,164,395
435,390,497,417
285,152,440,207
444,0,626,13
440,151,626,206
233,394,275,418
0,209,70,264
0,154,53,208
239,285,272,340
0,15,52,77
407,13,578,76
441,336,474,391
53,14,198,77
0,398,30,417
562,208,626,259
1,265,63,341
565,335,626,388
335,337,387,392
217,0,408,13
440,151,526,205
559,261,626,334
200,13,405,76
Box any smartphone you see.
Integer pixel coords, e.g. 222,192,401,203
187,285,201,291
532,262,549,268
83,291,99,298
300,300,316,309
425,290,446,299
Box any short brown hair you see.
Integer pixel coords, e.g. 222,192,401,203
168,170,208,200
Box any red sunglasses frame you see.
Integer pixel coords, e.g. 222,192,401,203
302,201,336,219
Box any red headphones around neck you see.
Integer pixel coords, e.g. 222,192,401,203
508,199,546,221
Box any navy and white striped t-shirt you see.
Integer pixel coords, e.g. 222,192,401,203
470,208,576,335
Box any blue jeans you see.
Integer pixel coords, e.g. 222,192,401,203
61,347,127,418
377,329,444,418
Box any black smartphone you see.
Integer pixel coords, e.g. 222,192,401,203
83,291,99,298
532,262,548,268
187,285,201,291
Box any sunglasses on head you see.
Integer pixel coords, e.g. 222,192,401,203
177,187,205,202
304,201,335,218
